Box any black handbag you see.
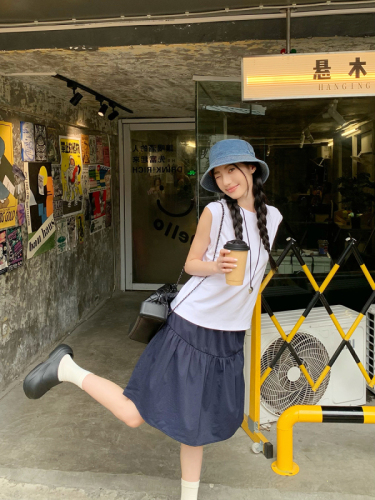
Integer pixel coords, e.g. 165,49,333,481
128,201,225,344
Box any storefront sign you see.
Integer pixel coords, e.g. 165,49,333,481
242,51,375,101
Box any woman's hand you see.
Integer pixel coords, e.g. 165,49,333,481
214,248,238,274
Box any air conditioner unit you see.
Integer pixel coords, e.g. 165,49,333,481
366,305,375,395
244,305,366,425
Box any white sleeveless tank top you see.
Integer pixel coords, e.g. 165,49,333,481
170,199,283,331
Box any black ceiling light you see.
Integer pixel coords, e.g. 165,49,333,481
98,102,108,117
108,107,119,121
70,87,83,106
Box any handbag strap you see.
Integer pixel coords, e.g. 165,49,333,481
168,200,225,316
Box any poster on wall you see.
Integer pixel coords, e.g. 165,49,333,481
89,189,106,234
89,165,110,191
89,135,96,163
6,226,23,271
81,165,89,199
34,124,48,161
81,135,90,164
25,161,55,259
59,136,83,217
103,145,110,167
96,136,103,164
0,121,17,230
20,122,35,162
0,229,8,275
47,127,60,163
56,219,69,254
17,203,26,226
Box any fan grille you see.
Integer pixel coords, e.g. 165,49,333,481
260,331,330,416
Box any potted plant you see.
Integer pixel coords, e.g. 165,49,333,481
334,172,375,228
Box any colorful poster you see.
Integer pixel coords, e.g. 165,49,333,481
103,146,110,167
0,230,8,275
17,203,26,226
0,121,17,230
67,215,77,248
47,127,60,163
34,124,47,161
96,136,103,164
89,164,110,191
81,134,90,164
81,165,89,199
20,122,35,161
89,135,96,163
6,226,23,271
56,219,69,254
89,189,106,234
25,162,55,259
59,136,83,217
76,214,84,243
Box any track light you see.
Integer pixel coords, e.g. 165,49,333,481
69,88,83,106
108,108,119,121
98,102,108,117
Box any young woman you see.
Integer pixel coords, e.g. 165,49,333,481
23,139,283,500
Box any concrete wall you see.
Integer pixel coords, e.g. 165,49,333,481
0,75,119,393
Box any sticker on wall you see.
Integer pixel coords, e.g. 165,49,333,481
81,135,90,165
81,165,89,199
89,189,106,234
66,215,77,248
6,226,23,271
25,162,55,259
59,136,83,217
47,127,60,163
51,164,63,198
56,219,69,254
89,135,96,164
20,122,35,162
103,146,110,167
12,165,26,199
34,124,47,161
76,214,84,244
0,229,8,275
0,121,17,230
95,136,104,164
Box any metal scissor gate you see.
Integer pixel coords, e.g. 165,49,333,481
242,236,375,457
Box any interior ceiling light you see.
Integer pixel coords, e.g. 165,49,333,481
108,108,119,121
341,126,359,137
69,87,83,106
98,102,108,117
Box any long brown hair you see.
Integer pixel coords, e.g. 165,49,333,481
211,162,277,271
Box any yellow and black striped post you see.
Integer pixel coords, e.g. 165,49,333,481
272,405,375,476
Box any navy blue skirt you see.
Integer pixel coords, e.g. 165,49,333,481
123,311,246,446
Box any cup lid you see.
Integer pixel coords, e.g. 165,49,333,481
224,239,250,251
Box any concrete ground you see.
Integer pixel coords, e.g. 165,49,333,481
0,291,374,500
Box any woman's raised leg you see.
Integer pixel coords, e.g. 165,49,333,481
82,373,145,428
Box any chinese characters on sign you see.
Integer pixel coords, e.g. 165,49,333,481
242,51,375,100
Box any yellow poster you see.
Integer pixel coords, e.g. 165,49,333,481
59,136,83,217
0,121,16,229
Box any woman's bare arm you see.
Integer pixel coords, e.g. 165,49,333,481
184,207,237,276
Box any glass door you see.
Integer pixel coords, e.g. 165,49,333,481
121,120,197,290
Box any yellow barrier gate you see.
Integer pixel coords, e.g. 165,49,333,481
241,236,375,458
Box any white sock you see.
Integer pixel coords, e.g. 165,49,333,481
57,354,92,389
181,478,200,500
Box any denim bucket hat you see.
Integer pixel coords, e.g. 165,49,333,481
200,139,270,193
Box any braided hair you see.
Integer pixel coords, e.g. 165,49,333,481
210,162,278,271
